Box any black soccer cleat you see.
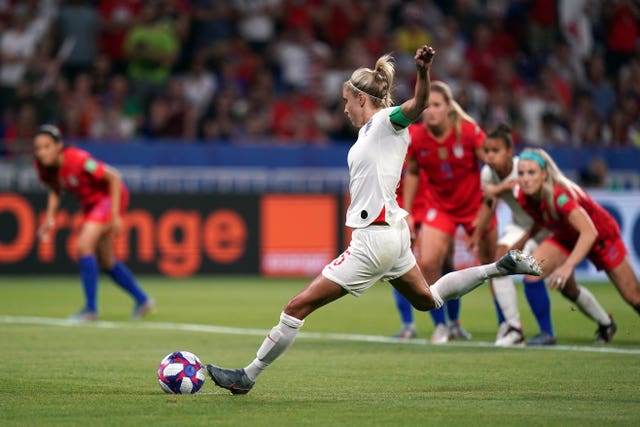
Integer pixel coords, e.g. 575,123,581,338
206,364,255,395
595,315,617,344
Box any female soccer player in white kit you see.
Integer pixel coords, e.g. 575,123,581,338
470,124,552,346
206,46,542,394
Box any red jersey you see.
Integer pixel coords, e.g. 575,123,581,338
407,120,486,219
396,165,428,222
516,184,621,247
35,146,124,210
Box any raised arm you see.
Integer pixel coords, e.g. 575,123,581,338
390,45,435,129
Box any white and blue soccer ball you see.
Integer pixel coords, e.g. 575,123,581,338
157,350,205,394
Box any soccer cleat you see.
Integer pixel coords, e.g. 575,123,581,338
496,250,542,276
430,323,450,344
594,315,617,344
131,298,156,320
68,309,97,322
448,321,472,340
393,324,417,340
206,364,255,395
525,332,556,346
495,323,525,347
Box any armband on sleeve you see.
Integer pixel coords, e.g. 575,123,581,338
389,106,415,128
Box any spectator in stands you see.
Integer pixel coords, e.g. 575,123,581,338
482,85,521,138
584,53,617,119
91,54,114,97
0,4,51,111
182,52,218,120
189,0,234,57
603,0,640,78
579,156,610,188
60,72,99,138
430,17,466,83
97,0,143,74
546,38,587,89
201,90,239,141
90,103,137,140
464,22,500,91
56,0,99,81
393,2,433,58
3,102,38,158
233,0,279,54
123,2,179,106
314,0,365,49
0,0,637,150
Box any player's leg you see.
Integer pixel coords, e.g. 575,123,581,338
96,233,154,319
490,238,525,346
416,224,453,343
442,241,471,340
392,250,542,315
521,240,561,345
391,287,417,338
606,257,640,315
557,275,616,343
391,221,422,339
207,224,392,394
207,274,347,394
71,221,106,320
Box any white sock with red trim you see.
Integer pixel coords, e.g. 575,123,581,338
244,312,304,381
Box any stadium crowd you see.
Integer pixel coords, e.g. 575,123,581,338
1,0,640,157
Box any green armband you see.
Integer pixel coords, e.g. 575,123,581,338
389,106,415,128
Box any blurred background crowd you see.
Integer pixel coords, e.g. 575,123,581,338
1,0,640,157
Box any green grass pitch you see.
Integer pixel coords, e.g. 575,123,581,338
1,275,639,426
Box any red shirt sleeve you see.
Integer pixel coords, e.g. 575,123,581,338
65,147,106,181
552,187,580,218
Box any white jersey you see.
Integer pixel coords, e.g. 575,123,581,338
480,156,533,229
345,107,409,228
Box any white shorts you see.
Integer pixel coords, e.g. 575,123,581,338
322,220,416,296
497,223,545,255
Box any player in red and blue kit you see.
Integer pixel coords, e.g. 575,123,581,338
403,80,498,343
33,125,155,321
515,148,640,344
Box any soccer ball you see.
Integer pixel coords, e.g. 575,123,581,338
157,350,206,394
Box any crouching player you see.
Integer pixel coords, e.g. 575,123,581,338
33,125,155,321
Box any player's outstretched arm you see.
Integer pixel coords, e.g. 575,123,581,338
399,45,435,122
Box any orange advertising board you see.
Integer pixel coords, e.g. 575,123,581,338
261,195,337,276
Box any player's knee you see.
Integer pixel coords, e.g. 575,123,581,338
411,295,438,312
76,241,94,258
523,275,544,285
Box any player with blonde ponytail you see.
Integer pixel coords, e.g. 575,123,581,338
515,147,640,344
401,80,496,344
204,46,542,395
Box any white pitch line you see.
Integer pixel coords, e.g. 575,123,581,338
2,315,640,355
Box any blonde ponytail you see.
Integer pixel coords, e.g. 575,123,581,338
346,53,395,108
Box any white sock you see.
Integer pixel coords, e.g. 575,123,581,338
244,312,304,381
492,276,521,328
430,264,497,302
574,286,611,325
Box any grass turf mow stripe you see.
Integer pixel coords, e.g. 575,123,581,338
2,315,639,356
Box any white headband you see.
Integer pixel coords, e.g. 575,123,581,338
348,80,385,102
